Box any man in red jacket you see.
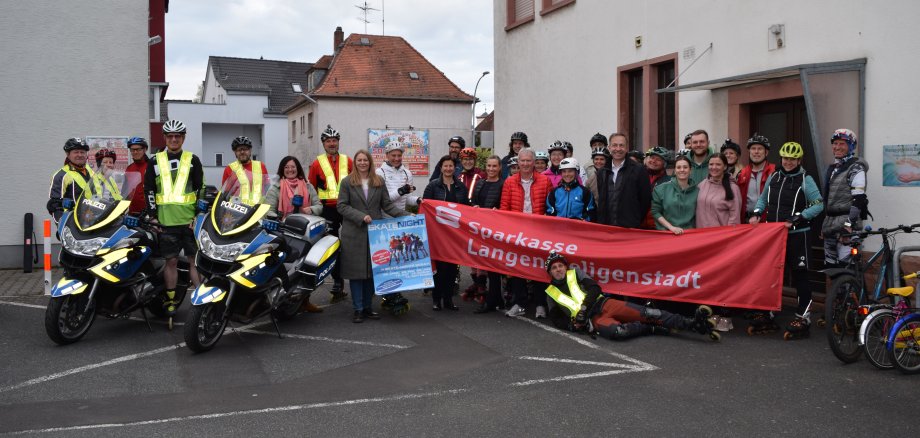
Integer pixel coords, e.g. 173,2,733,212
736,133,776,221
500,148,553,318
125,136,150,215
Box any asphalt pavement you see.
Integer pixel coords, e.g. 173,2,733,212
0,270,916,437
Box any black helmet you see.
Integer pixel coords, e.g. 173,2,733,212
683,133,693,146
590,133,608,147
510,131,529,146
63,137,89,152
320,125,340,141
544,251,569,273
95,148,117,167
448,136,466,148
563,141,573,154
720,139,741,155
231,136,252,150
747,133,771,150
547,140,567,154
627,150,645,161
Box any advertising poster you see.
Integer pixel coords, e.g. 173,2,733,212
883,144,920,187
85,136,130,172
368,129,429,176
368,215,434,295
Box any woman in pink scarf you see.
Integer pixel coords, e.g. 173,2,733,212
265,156,323,220
264,156,323,313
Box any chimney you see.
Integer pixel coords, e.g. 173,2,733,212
333,26,344,53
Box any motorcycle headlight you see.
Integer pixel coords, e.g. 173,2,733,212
198,229,248,262
60,227,108,256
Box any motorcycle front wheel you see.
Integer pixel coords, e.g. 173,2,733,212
44,294,97,345
184,302,228,353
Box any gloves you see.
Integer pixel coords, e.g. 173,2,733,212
852,194,869,220
574,310,587,325
397,184,414,196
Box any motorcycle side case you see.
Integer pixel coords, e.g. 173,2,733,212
283,214,328,245
299,235,340,289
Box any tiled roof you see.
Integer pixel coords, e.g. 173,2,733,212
475,111,494,131
312,55,334,70
311,34,473,102
209,56,312,114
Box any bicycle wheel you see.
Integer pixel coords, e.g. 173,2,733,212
862,309,895,370
825,274,864,363
891,317,920,374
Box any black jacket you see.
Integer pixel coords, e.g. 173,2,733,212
593,159,651,228
547,268,604,331
422,178,471,205
471,178,504,209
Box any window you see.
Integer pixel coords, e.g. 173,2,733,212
617,54,678,152
292,120,297,143
540,0,574,16
506,0,534,30
291,83,302,93
300,116,305,134
307,112,314,138
215,153,223,167
148,86,161,122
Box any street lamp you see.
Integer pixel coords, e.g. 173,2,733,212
471,71,490,148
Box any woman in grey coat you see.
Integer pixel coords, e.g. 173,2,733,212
337,149,410,323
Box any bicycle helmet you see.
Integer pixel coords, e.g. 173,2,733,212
559,157,580,171
627,150,645,161
830,128,858,153
747,133,771,150
63,137,89,152
563,141,573,155
459,147,477,159
590,133,608,147
127,136,148,148
683,133,693,146
544,251,569,272
95,148,117,167
720,139,741,156
448,136,466,148
534,151,549,162
231,136,252,150
779,141,804,159
320,125,340,141
162,119,187,134
591,146,611,158
510,131,529,145
548,141,567,154
507,156,519,167
645,146,673,164
385,141,404,153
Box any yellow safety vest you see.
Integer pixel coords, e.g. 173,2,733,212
91,173,122,200
545,270,587,317
154,151,196,205
56,165,94,194
228,160,263,205
316,154,349,200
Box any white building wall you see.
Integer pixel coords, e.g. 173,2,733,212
168,94,287,187
201,65,226,105
288,99,471,192
0,0,148,268
494,0,920,249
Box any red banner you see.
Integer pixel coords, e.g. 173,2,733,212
421,201,788,311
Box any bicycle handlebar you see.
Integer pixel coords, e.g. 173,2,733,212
844,223,920,239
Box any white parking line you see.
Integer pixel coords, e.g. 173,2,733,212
0,301,45,310
238,329,410,349
4,388,470,435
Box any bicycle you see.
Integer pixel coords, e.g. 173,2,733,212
857,271,917,369
824,223,920,364
886,306,920,374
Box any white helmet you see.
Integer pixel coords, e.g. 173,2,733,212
559,157,579,170
162,119,187,134
534,150,549,162
385,141,404,153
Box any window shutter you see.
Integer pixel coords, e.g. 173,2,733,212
515,0,534,21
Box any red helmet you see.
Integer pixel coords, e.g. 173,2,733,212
95,148,117,167
459,147,477,159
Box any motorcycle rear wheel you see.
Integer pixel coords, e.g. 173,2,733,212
45,294,97,345
184,302,228,353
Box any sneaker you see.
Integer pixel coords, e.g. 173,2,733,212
505,304,525,317
535,306,547,319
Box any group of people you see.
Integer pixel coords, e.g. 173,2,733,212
47,118,869,341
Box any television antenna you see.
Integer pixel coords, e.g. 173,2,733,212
355,2,380,34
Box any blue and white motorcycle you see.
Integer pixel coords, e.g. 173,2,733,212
185,174,340,352
45,171,190,344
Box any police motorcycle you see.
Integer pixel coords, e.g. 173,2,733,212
186,173,340,353
45,171,191,345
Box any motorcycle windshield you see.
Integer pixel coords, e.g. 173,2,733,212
74,170,138,231
212,168,272,235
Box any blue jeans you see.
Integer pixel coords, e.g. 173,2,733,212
350,279,375,312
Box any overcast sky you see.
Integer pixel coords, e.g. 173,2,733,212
164,0,494,113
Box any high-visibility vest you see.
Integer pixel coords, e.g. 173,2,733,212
228,160,263,205
154,151,196,205
91,173,122,200
545,269,587,317
316,154,348,200
57,165,93,194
